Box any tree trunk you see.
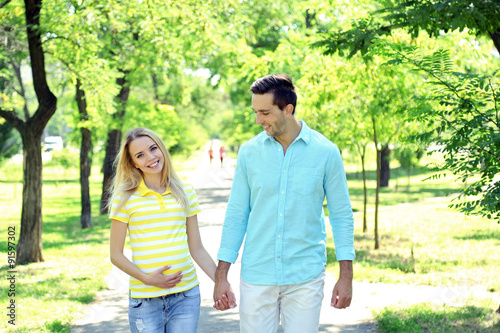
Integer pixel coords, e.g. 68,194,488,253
305,9,316,29
76,79,93,229
100,129,122,214
371,115,380,250
380,145,390,187
17,131,44,263
99,73,130,214
374,147,381,250
0,0,58,264
360,146,368,233
488,29,500,55
152,74,159,102
80,131,93,228
407,165,411,191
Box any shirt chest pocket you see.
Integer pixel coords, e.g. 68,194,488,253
290,167,323,196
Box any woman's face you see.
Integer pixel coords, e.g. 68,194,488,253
128,136,164,178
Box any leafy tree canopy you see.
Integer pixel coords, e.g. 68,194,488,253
314,0,500,58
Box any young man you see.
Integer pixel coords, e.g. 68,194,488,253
213,74,355,333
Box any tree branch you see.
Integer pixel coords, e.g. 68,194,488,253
489,77,499,127
0,108,25,131
0,0,12,9
25,0,57,135
10,59,30,120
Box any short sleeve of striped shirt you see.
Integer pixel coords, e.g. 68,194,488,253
185,183,201,217
109,193,130,223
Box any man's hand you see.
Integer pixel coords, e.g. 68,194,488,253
331,260,353,309
213,261,237,311
214,279,237,310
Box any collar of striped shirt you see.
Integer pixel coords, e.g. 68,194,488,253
137,178,172,196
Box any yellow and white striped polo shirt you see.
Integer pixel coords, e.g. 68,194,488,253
110,179,201,298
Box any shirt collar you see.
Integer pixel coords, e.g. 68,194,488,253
263,120,312,145
296,120,312,145
137,178,171,196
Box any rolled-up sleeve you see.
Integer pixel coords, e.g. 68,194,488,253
217,150,251,263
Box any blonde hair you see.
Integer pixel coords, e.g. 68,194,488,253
108,127,189,215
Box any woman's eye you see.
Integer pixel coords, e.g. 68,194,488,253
137,153,144,158
151,146,158,151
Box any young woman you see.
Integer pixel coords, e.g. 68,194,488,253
219,146,226,168
109,127,233,333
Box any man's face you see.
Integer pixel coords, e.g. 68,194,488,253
252,93,288,138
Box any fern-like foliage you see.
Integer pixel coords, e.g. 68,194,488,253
386,46,500,220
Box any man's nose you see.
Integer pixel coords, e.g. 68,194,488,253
255,113,263,125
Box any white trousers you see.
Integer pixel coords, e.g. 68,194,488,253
239,270,325,333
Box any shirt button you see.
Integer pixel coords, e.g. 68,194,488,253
280,213,283,216
281,191,284,194
278,235,281,238
283,170,286,173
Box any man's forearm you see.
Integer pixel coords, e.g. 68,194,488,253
215,260,232,282
338,260,353,280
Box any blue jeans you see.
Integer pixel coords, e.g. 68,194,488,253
128,285,201,333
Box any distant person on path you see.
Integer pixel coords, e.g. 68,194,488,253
219,146,227,168
208,145,214,168
213,74,355,332
109,127,234,333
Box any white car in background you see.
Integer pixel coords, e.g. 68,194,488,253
43,136,63,152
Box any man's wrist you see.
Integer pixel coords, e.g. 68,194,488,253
215,260,231,282
338,260,353,280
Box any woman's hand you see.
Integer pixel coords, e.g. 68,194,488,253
145,265,183,289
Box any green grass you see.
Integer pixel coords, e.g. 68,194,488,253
373,299,500,332
325,165,500,332
1,154,499,332
332,199,500,292
345,164,466,213
0,166,109,333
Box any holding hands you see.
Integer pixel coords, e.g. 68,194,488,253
213,278,237,311
213,261,237,311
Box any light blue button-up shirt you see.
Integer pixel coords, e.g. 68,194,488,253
217,121,355,285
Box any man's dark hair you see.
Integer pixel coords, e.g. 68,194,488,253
250,74,297,114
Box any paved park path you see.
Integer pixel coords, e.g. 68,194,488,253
71,141,494,333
